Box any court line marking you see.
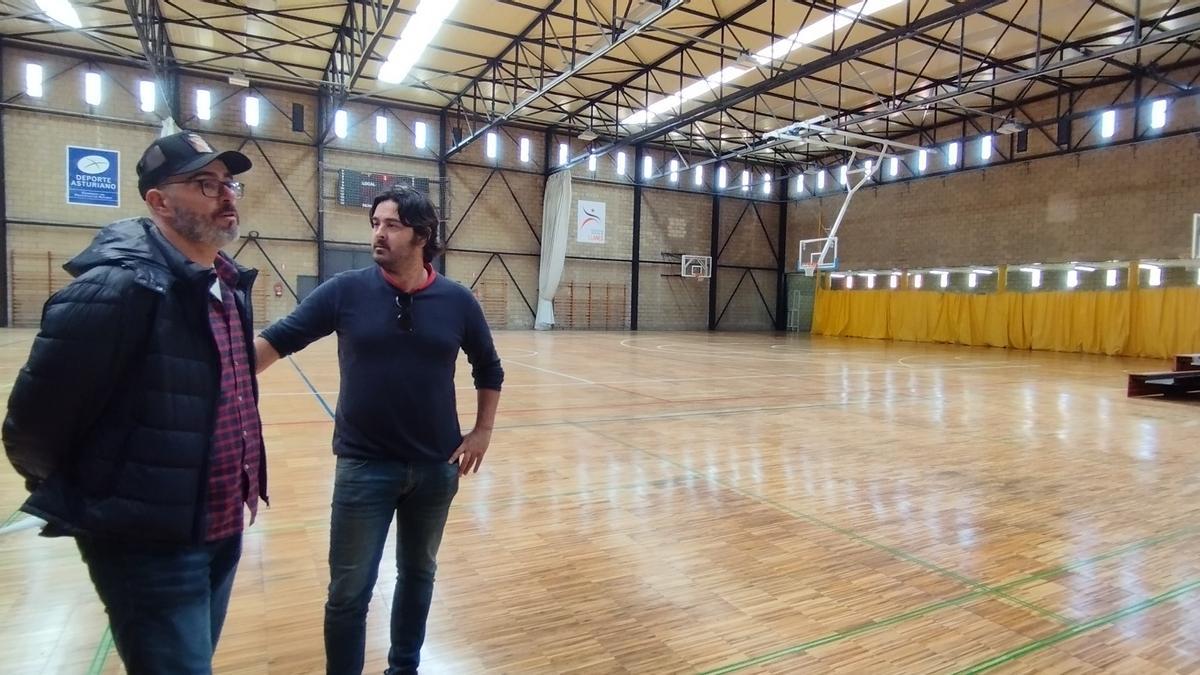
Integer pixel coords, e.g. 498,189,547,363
699,526,1200,674
286,356,335,418
1,509,22,529
490,392,941,431
951,578,1200,674
0,513,42,535
85,627,112,675
277,356,1194,673
503,359,595,384
577,424,1072,627
619,337,1043,373
497,349,538,358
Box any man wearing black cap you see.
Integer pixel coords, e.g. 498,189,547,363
3,131,265,675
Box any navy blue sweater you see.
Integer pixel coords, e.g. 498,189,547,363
260,267,503,462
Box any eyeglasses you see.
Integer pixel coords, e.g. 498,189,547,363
160,178,245,199
395,295,414,333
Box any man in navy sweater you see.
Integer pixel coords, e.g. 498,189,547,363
254,187,502,675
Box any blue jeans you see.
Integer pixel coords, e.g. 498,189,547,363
76,534,242,675
325,456,460,675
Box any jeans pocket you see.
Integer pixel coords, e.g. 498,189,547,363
336,456,372,472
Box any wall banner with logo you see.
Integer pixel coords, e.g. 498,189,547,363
67,146,120,207
576,200,606,244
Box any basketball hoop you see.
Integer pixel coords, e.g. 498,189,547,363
680,254,712,281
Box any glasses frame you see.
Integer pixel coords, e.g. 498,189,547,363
159,178,245,199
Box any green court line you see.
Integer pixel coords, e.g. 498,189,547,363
1,508,22,528
578,423,1073,625
280,358,1187,673
700,525,1200,674
952,578,1200,674
86,627,112,675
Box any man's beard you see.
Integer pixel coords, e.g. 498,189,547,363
171,205,239,248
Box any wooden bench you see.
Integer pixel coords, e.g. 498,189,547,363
1128,369,1200,398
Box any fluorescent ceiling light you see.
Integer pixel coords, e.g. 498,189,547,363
752,0,903,65
621,0,901,125
36,0,81,29
378,0,459,84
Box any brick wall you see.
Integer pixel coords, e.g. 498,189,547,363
788,133,1200,272
787,75,1200,272
2,45,788,332
638,187,711,330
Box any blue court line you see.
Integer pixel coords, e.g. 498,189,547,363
286,356,335,420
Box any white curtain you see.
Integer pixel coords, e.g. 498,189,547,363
535,169,572,330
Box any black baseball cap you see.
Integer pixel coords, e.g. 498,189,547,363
136,132,252,198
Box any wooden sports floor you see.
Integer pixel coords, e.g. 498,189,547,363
1,328,1198,674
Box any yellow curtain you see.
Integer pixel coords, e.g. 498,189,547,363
812,287,1200,359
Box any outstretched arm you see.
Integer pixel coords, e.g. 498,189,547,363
257,277,340,373
254,337,281,374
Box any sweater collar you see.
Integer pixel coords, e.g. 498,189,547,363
379,263,436,294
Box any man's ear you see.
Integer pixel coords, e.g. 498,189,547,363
144,188,170,218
